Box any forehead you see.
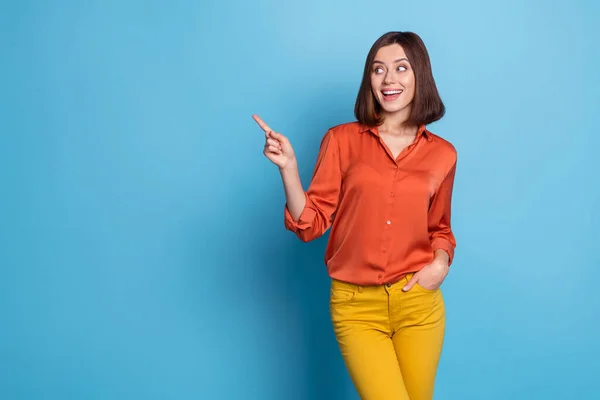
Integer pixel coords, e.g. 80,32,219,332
373,44,408,63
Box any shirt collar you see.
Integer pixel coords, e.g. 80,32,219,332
359,123,432,141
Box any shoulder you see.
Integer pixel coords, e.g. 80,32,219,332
326,121,363,137
426,129,457,162
314,122,359,150
319,121,364,147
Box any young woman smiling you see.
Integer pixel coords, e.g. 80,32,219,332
253,31,457,400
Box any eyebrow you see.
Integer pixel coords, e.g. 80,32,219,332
373,58,409,65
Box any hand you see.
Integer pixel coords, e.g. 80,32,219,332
403,258,449,292
252,114,296,170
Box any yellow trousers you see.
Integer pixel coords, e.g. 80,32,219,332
330,272,445,400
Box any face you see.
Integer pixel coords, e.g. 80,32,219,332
370,44,416,117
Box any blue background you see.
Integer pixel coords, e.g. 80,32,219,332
2,0,599,399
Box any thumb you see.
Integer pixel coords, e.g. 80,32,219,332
403,273,419,291
269,131,287,143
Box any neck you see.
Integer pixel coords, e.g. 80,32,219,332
379,109,417,136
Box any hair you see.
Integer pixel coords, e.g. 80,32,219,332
354,31,445,127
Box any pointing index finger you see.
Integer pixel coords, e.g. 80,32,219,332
252,114,272,134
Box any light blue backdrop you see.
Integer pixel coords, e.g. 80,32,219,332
1,0,599,399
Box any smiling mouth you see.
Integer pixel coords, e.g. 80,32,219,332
382,89,403,100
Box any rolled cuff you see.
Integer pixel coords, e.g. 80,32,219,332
284,193,317,232
431,238,455,266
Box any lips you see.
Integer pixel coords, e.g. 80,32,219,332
382,88,403,101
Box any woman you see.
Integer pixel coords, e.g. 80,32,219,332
253,31,457,400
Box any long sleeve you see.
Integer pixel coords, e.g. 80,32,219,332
427,159,457,264
284,129,342,242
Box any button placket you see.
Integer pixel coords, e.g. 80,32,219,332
380,165,398,279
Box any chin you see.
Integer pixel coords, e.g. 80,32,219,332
380,103,410,114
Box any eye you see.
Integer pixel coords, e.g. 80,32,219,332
373,67,384,74
397,65,408,72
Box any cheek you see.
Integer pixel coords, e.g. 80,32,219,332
370,75,380,90
399,74,415,88
405,86,416,101
371,80,383,99
400,77,416,100
407,76,416,92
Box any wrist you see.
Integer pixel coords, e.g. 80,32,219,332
433,249,450,266
279,158,298,173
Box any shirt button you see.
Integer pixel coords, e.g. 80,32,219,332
378,274,382,278
390,192,394,196
386,220,391,225
383,248,387,253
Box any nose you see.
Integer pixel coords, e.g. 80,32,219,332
383,70,396,84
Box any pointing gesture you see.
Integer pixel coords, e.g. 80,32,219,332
252,114,296,170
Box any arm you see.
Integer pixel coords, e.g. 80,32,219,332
252,115,342,243
278,161,306,221
428,160,457,265
283,129,342,242
403,157,458,291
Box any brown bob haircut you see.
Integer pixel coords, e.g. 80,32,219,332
354,31,445,127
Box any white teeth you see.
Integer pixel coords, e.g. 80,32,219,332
383,90,403,95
